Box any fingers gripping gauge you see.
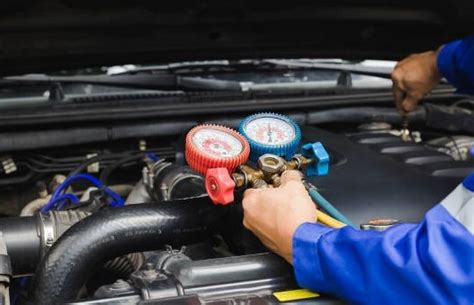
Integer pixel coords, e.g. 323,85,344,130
239,113,301,161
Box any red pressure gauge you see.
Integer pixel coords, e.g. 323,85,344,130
185,124,250,176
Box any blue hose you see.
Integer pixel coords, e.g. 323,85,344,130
41,173,124,212
308,187,356,228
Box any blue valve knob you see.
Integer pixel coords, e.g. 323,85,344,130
239,112,301,161
302,142,330,176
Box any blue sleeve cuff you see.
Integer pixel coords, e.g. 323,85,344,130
292,222,334,291
462,173,474,192
437,40,463,88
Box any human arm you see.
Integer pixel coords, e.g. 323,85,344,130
243,173,474,305
437,36,474,94
391,36,474,112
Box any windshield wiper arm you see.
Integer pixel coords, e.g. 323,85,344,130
263,59,394,79
0,73,242,92
110,59,395,80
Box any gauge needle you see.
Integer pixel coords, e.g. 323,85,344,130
267,123,273,143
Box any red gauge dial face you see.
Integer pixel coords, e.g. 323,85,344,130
191,128,243,158
185,124,250,176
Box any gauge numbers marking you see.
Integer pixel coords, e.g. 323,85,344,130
244,117,296,146
192,128,243,158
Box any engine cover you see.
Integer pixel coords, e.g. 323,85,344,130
302,126,473,225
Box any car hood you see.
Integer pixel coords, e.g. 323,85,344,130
0,0,472,75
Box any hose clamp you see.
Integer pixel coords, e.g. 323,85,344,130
37,212,56,252
37,210,91,255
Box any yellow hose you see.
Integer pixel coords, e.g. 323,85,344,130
317,210,347,228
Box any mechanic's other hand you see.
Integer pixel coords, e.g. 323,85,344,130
391,49,443,113
242,170,317,264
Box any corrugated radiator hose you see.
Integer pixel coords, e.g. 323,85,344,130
29,197,224,305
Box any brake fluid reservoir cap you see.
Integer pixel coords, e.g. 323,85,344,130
185,124,250,175
239,112,301,161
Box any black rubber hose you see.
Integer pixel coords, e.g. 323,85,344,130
67,152,130,177
30,198,224,305
0,171,34,186
68,148,174,177
0,216,40,275
99,153,145,184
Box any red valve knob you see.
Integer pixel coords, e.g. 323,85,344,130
205,168,236,205
185,124,250,175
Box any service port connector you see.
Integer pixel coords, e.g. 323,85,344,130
205,141,329,205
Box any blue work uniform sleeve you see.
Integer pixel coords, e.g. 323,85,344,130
293,174,474,305
437,36,474,94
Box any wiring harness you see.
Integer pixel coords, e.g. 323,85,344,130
40,174,125,212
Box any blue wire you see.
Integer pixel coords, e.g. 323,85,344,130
308,187,356,228
41,173,124,212
42,192,80,212
145,152,160,162
54,193,80,210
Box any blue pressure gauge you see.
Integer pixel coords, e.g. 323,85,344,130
239,113,302,161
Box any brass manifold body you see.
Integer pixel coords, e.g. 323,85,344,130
230,153,347,228
231,153,314,190
206,152,347,228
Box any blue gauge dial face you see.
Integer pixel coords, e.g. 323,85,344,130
243,116,296,146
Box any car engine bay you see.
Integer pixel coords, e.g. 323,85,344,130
1,99,473,305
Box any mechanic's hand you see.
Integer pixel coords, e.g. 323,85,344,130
391,48,443,113
242,170,317,264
